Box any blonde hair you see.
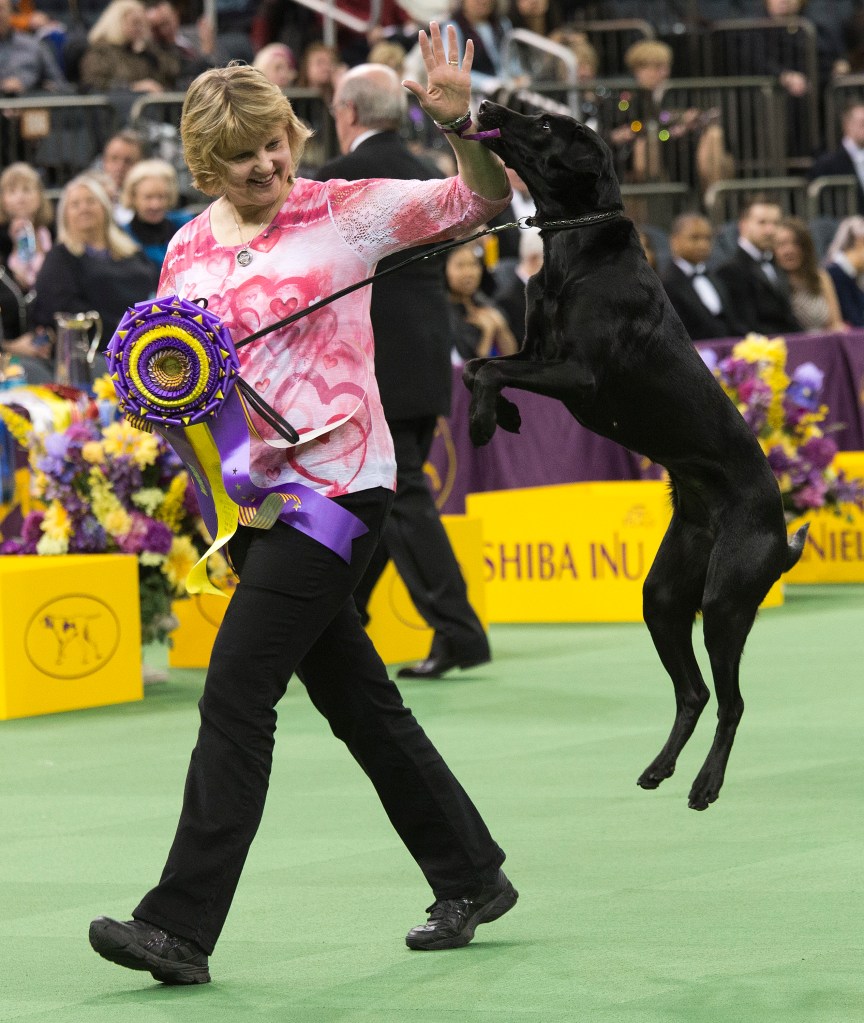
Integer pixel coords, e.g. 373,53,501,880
253,42,296,74
180,63,313,196
57,174,140,259
121,157,179,210
88,0,149,45
367,40,407,72
0,162,53,227
624,39,673,72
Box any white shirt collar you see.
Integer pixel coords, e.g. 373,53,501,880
843,137,864,164
350,129,381,152
674,257,706,276
833,251,857,278
739,237,770,263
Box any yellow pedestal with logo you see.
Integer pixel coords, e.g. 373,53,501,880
466,480,782,623
785,452,864,584
168,516,488,669
0,553,143,720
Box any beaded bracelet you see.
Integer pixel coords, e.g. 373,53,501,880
433,111,501,141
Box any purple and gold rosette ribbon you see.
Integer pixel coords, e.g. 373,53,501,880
107,296,367,596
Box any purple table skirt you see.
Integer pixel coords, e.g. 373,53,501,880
428,330,864,515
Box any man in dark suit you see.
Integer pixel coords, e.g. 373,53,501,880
660,212,742,341
316,63,491,679
714,197,802,336
808,101,864,213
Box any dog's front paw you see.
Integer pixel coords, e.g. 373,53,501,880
463,357,489,392
469,412,497,447
496,395,521,434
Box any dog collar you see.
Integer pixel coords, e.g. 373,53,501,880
524,207,624,231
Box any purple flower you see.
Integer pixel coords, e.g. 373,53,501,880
787,361,824,412
699,347,718,373
44,432,71,460
794,478,829,510
21,511,45,543
767,445,793,473
800,434,837,471
118,513,173,555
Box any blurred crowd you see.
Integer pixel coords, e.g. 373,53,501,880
3,0,864,381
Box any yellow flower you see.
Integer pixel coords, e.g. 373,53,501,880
101,420,160,468
81,441,105,464
42,500,73,541
102,506,132,538
133,487,165,516
733,334,787,367
36,534,68,555
163,535,200,594
0,404,33,447
156,471,189,531
92,374,118,402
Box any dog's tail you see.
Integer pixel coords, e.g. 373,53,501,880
784,522,810,573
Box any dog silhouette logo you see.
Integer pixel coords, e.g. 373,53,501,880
425,417,457,511
25,595,121,680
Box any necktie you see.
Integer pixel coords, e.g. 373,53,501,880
760,254,778,284
690,268,722,315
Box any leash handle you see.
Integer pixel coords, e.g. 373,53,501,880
235,219,521,351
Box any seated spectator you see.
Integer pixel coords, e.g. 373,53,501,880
604,39,735,199
808,100,864,213
773,215,846,332
442,0,525,95
824,216,864,327
507,0,564,42
714,197,802,336
145,0,216,89
252,41,296,88
446,240,519,364
296,40,340,106
91,128,147,225
0,0,69,95
78,0,180,94
661,212,743,340
121,157,191,269
496,225,542,342
32,174,159,363
294,41,342,170
0,161,54,383
639,229,658,272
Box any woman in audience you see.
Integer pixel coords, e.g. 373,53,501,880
824,216,864,328
0,162,55,383
773,216,846,332
78,0,179,94
121,158,192,269
33,174,159,360
443,0,523,94
446,240,518,363
252,42,297,89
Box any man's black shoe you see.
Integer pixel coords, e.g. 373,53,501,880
397,650,491,680
88,917,211,985
405,870,518,950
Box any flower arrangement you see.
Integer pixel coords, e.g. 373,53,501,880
701,334,864,519
0,377,233,644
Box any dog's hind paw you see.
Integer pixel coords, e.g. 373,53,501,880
496,395,521,434
688,772,722,811
637,760,675,790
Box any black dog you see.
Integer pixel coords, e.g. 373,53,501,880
466,102,808,810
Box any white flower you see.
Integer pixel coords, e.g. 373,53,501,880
36,534,69,555
132,488,165,515
139,551,167,567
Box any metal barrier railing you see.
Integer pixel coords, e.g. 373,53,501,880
703,18,819,172
619,182,693,230
275,0,381,50
560,18,656,77
0,94,117,188
806,175,859,219
500,29,580,113
824,75,864,151
704,175,810,226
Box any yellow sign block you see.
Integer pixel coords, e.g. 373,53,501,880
466,481,782,623
785,451,864,583
0,554,143,720
365,515,487,665
168,516,487,669
169,591,232,669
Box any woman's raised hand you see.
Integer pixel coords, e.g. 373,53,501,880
402,21,473,125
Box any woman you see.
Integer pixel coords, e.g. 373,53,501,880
252,41,297,89
0,162,55,383
443,0,523,94
78,0,180,94
825,216,864,327
773,216,845,332
88,29,516,986
33,174,159,359
121,158,192,269
446,241,519,362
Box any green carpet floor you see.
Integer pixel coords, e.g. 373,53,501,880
1,584,862,1023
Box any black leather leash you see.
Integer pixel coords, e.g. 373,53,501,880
233,206,624,352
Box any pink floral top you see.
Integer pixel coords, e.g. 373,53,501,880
158,175,509,497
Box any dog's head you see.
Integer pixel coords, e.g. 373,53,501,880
476,101,621,219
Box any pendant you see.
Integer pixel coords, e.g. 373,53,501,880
236,248,253,267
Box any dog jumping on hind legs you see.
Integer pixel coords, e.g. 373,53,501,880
466,101,808,810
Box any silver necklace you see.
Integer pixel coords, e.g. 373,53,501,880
229,197,279,267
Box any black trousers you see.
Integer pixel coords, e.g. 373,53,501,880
133,487,505,954
352,417,489,659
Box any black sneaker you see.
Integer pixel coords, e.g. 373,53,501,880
88,916,211,985
405,870,518,950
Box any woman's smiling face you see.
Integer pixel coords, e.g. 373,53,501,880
221,127,294,215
